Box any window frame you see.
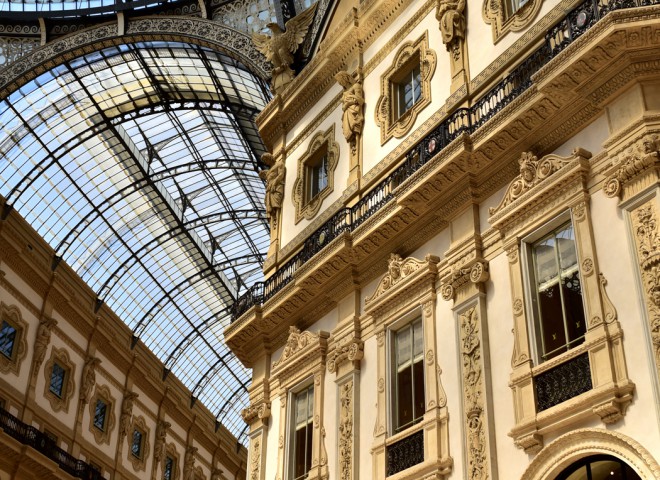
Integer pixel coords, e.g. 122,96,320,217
162,443,180,480
489,149,635,454
127,415,150,471
0,303,28,376
43,346,75,413
287,381,315,480
483,0,543,42
88,384,116,445
292,125,339,223
375,32,436,144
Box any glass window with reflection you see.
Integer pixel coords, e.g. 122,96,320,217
395,63,421,120
393,319,425,433
290,384,314,480
0,320,17,359
93,399,107,431
530,221,586,362
49,363,66,398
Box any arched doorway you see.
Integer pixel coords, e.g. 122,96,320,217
556,454,642,480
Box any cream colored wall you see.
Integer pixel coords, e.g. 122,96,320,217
361,7,452,176
465,0,562,81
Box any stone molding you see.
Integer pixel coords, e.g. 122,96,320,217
128,414,151,472
603,133,660,201
440,259,489,302
338,378,354,480
292,125,340,223
154,419,171,466
164,442,181,480
327,340,364,374
0,302,28,376
88,384,116,445
241,400,271,426
520,428,660,480
374,31,437,144
483,0,544,42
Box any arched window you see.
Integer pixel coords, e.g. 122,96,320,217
556,455,642,480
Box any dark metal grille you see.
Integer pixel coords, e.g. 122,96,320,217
0,406,104,479
232,0,660,321
535,352,592,411
386,429,424,476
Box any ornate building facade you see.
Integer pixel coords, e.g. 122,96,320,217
1,0,660,478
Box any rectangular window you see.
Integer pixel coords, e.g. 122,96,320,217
306,153,328,202
164,456,175,480
395,63,421,120
131,429,144,459
290,384,314,480
0,320,17,359
529,221,586,362
393,319,425,433
93,399,107,431
49,362,66,398
505,0,530,17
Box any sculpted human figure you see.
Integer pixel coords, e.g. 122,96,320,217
119,391,139,438
335,71,365,146
183,446,197,480
80,356,101,404
259,153,286,225
436,0,466,47
154,420,171,463
33,317,57,375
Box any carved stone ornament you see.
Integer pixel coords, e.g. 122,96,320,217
183,446,197,480
43,346,76,414
335,70,365,154
338,380,353,480
154,420,171,465
292,124,340,223
250,438,261,480
327,340,364,373
375,31,437,144
436,0,466,47
271,326,329,386
259,152,286,229
440,260,489,301
482,0,543,42
80,356,101,404
119,390,139,439
603,135,659,198
0,303,28,376
88,384,116,445
366,253,437,305
489,148,592,228
241,401,271,424
128,415,151,472
32,316,57,377
460,306,489,480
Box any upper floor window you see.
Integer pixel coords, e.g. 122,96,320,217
527,221,586,362
305,150,328,203
0,320,17,359
49,362,67,398
164,456,175,480
392,319,425,433
290,384,314,480
93,398,108,431
504,0,530,18
131,428,145,459
394,62,422,121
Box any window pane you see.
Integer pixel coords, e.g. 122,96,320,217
396,366,413,431
93,399,107,430
537,281,566,359
413,320,423,359
413,357,425,421
413,66,422,103
562,270,586,344
132,430,143,458
50,363,65,397
293,424,307,479
556,223,577,270
0,321,16,358
396,327,411,369
164,457,174,480
534,237,558,284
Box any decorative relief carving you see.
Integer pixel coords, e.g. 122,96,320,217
43,346,75,413
119,391,139,439
603,135,659,198
183,446,197,480
128,415,150,472
33,316,57,377
242,401,271,425
632,203,660,377
599,274,617,324
482,0,544,41
336,70,365,158
572,201,587,222
292,125,340,223
260,153,285,233
250,438,261,480
365,254,427,304
490,151,578,216
338,380,353,480
375,31,437,144
88,384,116,445
460,307,489,480
327,340,364,373
154,420,171,465
440,260,489,301
273,326,319,368
80,356,101,404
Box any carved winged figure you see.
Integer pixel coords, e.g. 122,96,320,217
252,4,317,93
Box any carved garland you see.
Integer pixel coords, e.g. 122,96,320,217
374,31,437,144
460,306,489,480
292,124,340,223
632,203,660,380
338,380,353,480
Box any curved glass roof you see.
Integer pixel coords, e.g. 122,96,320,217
0,0,181,14
0,40,271,444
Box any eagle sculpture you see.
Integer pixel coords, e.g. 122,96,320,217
252,4,317,94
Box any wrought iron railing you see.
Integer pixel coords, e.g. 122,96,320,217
0,407,104,479
231,0,660,320
386,429,424,476
535,352,592,411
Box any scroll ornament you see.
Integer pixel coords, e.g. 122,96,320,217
604,136,659,198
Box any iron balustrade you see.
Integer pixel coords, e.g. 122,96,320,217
535,352,592,411
0,407,104,479
386,429,425,476
231,0,660,320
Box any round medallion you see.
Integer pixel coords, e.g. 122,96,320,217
576,11,588,28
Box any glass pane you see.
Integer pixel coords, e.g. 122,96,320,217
537,281,566,359
413,66,422,103
562,270,586,344
396,327,411,369
565,465,588,480
413,358,425,421
307,387,314,420
0,321,16,358
50,363,65,397
590,460,624,479
396,367,413,431
164,457,174,480
132,430,143,458
295,390,308,428
413,320,423,359
293,425,308,479
93,399,107,430
534,237,558,284
556,223,577,270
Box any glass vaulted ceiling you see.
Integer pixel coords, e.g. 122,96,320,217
0,40,271,444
